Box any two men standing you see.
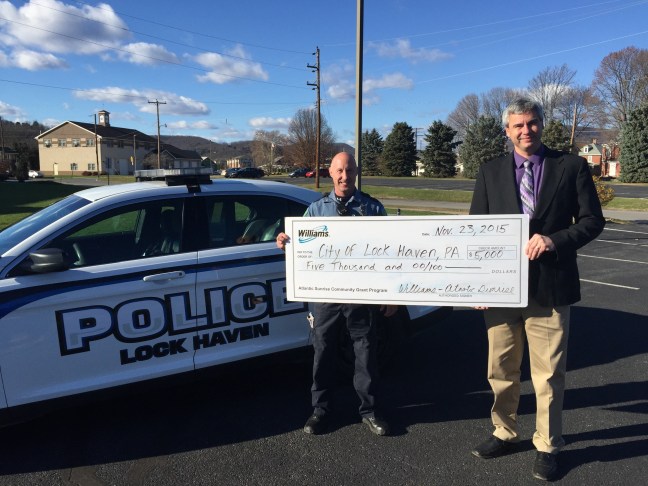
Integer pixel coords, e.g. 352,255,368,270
279,97,604,482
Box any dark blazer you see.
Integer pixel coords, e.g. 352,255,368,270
470,146,605,307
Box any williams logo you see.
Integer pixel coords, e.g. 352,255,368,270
298,225,329,243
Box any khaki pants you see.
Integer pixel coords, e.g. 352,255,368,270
484,299,570,454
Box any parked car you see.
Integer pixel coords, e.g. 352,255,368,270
305,168,330,178
0,171,449,426
224,167,241,178
231,167,264,179
28,170,44,179
289,167,310,178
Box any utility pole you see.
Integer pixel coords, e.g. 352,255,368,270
0,116,5,164
569,104,577,149
93,114,103,184
148,99,166,169
307,47,321,189
355,0,364,190
132,133,137,170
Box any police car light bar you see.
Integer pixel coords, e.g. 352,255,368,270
134,168,212,186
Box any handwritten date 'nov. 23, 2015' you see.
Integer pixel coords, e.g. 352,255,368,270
284,215,529,307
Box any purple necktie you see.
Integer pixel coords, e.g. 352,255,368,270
520,160,535,216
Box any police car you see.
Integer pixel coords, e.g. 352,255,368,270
0,169,448,425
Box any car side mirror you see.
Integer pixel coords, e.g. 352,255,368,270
25,248,72,274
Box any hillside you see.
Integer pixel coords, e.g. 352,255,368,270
160,136,252,161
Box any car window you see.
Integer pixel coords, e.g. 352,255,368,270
39,199,185,268
204,195,307,248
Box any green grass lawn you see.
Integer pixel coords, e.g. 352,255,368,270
0,181,92,229
1,179,646,232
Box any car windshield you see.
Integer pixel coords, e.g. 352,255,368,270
0,195,90,255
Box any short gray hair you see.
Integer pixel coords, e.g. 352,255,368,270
502,98,544,127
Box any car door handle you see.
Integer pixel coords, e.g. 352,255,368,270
143,271,186,282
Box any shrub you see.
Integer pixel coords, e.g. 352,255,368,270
593,176,614,206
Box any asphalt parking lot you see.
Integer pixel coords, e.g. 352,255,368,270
0,221,646,485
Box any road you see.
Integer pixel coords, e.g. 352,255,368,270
0,221,646,485
287,176,648,199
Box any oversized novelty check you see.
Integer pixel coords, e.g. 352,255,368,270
284,215,529,307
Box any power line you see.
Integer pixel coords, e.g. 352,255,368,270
0,16,309,90
70,0,311,55
28,0,307,72
0,78,311,106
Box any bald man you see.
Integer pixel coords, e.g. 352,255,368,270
277,152,396,436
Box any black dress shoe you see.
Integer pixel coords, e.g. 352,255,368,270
303,413,328,435
471,436,515,459
362,416,390,436
532,452,558,481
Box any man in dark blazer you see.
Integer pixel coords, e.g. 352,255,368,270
469,98,605,481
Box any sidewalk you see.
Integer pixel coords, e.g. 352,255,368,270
381,198,648,223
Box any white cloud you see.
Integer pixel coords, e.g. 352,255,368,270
193,45,268,84
0,0,129,55
323,62,355,102
117,42,179,66
10,49,68,70
369,39,453,64
167,120,218,130
327,80,355,102
74,87,210,116
363,73,413,92
0,100,27,120
248,117,291,129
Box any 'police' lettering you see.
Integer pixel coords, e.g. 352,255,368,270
56,279,307,356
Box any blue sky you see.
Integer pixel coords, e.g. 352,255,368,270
1,0,647,145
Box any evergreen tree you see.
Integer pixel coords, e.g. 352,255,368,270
619,104,648,182
458,116,507,179
360,129,384,175
542,119,574,153
382,122,417,177
421,121,460,177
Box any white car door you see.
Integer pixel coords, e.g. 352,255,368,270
0,197,199,407
192,194,311,369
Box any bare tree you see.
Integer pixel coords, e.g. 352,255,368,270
251,130,288,171
591,46,648,128
527,64,577,121
285,108,335,168
446,93,481,140
481,87,522,123
555,85,607,143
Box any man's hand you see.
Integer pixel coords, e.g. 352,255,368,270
525,234,555,261
276,232,290,251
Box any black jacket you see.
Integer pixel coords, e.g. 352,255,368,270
470,147,605,306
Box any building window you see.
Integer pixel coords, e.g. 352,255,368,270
588,156,593,163
583,146,589,153
58,139,67,147
106,140,113,148
88,163,96,171
73,139,80,147
118,140,124,148
70,163,78,171
44,139,52,147
86,138,95,147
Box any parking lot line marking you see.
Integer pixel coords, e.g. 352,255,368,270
580,279,639,290
596,239,648,248
603,228,648,236
579,254,648,265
